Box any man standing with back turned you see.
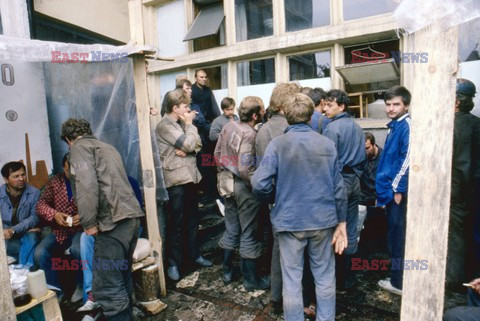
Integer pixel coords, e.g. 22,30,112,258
61,118,144,321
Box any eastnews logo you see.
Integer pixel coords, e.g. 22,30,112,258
51,258,129,271
352,51,429,64
351,258,429,271
51,51,129,63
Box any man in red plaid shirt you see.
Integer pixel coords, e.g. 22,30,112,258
34,153,83,300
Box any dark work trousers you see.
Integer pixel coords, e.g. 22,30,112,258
166,183,200,270
343,173,360,255
218,176,262,259
93,218,140,319
386,194,407,290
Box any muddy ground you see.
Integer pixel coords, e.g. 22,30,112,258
60,201,465,321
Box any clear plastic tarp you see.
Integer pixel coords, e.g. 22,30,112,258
0,36,168,202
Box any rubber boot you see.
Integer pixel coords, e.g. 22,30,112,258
242,258,270,292
223,249,235,284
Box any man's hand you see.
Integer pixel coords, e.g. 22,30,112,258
175,149,187,158
54,211,69,227
332,222,348,255
394,192,402,205
179,110,197,125
3,228,14,240
84,226,98,236
72,214,81,227
470,278,480,294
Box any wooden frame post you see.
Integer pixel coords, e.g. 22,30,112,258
0,220,16,321
128,0,167,297
401,23,458,320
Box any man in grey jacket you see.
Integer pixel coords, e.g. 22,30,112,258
61,118,144,321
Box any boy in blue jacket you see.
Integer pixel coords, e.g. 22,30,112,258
376,85,412,295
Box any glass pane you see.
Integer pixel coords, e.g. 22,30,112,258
289,51,330,81
237,58,275,86
157,0,187,56
285,0,330,32
235,0,273,42
343,0,398,21
200,65,228,90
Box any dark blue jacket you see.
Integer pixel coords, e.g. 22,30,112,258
323,112,366,177
251,123,347,232
376,113,411,206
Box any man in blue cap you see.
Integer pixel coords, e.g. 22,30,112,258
446,78,480,291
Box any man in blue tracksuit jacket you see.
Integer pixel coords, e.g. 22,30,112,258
376,85,412,295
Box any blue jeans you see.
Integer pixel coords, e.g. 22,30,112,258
443,288,480,321
34,231,81,290
278,229,335,321
6,231,39,266
386,194,407,289
80,232,95,303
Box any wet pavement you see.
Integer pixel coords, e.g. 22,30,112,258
61,201,466,321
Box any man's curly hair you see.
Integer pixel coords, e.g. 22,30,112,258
61,118,92,143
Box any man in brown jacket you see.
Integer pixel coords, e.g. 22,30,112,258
215,96,269,291
61,118,144,321
156,88,212,282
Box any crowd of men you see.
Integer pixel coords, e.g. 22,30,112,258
2,70,479,321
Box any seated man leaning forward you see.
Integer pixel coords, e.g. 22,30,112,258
1,161,40,266
252,93,348,321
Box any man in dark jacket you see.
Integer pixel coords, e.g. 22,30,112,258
446,78,480,289
61,118,145,321
323,89,366,289
376,86,412,296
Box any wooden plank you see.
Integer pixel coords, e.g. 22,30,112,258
0,0,30,38
400,24,458,321
41,292,62,321
0,220,16,321
132,55,167,297
148,14,398,73
129,0,167,297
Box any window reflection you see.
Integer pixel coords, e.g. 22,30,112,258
289,51,330,81
235,0,273,42
237,58,275,86
343,0,398,21
285,0,330,32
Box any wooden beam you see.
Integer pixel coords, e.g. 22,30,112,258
0,220,16,321
0,0,30,38
128,0,167,297
401,24,458,320
148,14,398,73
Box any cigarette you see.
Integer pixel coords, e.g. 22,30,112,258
463,283,474,288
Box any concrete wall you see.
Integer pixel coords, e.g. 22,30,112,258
33,0,130,43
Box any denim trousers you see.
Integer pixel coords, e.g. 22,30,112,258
34,231,82,290
443,288,480,321
343,174,360,255
218,177,261,259
386,194,407,289
6,231,39,266
166,183,200,269
80,232,95,303
278,229,335,321
93,218,139,318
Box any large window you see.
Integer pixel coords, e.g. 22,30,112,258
285,0,329,32
235,0,273,42
157,0,187,56
343,0,398,21
237,58,275,108
289,50,331,90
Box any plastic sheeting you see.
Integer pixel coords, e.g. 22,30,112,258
0,36,168,201
43,59,168,202
394,0,480,34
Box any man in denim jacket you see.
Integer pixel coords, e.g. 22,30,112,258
1,161,40,265
252,93,347,321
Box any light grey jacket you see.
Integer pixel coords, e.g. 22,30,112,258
69,136,144,232
156,115,202,188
